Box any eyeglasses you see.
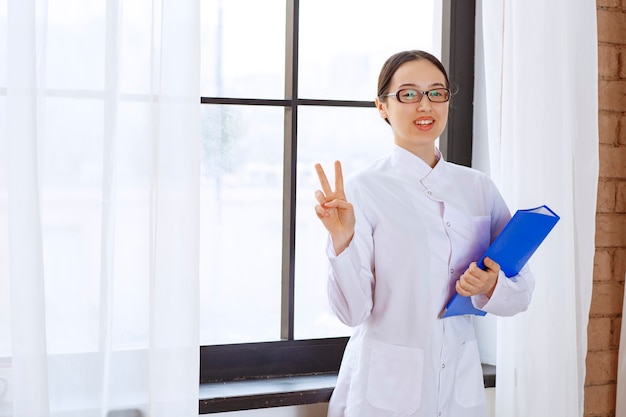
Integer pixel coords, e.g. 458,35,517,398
382,88,451,104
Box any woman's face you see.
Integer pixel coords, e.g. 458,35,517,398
376,59,449,158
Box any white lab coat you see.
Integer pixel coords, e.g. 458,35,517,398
326,145,535,417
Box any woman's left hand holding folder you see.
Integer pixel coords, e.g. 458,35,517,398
456,257,500,299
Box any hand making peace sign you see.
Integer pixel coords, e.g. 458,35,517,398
314,161,355,255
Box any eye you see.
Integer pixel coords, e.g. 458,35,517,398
428,88,449,101
399,89,420,101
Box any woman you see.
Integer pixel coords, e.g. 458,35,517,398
314,50,534,417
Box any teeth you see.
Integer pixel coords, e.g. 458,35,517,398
415,119,433,125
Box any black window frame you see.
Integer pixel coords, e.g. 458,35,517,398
199,0,476,413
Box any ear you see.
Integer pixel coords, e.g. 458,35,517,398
375,97,388,119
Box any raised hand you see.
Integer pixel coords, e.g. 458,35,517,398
314,161,355,255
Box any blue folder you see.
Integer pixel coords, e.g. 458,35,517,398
439,204,560,318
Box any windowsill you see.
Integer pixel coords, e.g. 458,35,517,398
199,364,496,414
199,373,337,414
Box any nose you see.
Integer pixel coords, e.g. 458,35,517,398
416,95,432,112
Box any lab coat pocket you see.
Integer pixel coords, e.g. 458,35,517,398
454,339,486,407
366,340,424,414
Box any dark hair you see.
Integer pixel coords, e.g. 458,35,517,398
377,50,450,99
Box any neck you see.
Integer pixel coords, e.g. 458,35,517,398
399,143,438,168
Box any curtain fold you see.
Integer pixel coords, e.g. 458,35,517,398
6,0,50,415
0,0,201,416
473,1,598,417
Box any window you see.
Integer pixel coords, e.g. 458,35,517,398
198,0,470,346
199,0,478,409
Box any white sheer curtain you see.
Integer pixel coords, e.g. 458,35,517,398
618,277,626,417
0,0,200,416
473,1,598,417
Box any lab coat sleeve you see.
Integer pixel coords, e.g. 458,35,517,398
471,263,535,316
326,184,375,327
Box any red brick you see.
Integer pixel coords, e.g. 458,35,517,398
599,145,626,178
586,350,619,384
589,282,625,315
619,47,626,79
615,248,626,281
588,317,613,350
584,383,616,415
598,112,619,145
599,44,619,78
618,115,626,145
599,80,626,112
617,181,626,211
597,180,616,212
597,0,620,8
594,249,613,281
611,317,622,348
620,49,626,78
598,10,626,44
596,213,626,247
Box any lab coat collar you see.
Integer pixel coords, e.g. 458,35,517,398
390,144,448,188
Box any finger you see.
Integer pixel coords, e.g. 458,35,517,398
460,274,475,288
334,161,345,196
314,190,327,205
315,163,333,195
321,198,352,211
467,261,482,274
483,257,500,272
456,280,471,296
462,265,480,281
460,273,481,291
314,204,329,219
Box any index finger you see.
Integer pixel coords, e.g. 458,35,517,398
315,163,333,194
333,161,345,195
482,257,500,273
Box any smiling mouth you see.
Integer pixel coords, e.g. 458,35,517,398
415,119,434,126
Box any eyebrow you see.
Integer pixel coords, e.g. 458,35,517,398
397,82,447,89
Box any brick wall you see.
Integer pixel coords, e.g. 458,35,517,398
585,2,626,416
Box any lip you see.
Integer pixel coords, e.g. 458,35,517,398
414,117,435,131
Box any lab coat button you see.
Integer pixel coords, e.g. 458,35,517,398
446,222,451,227
441,363,446,369
427,190,432,196
450,268,454,274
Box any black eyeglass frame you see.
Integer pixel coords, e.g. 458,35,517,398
381,87,452,104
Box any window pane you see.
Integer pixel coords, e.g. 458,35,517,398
294,106,394,340
199,105,284,345
201,0,286,99
299,0,442,101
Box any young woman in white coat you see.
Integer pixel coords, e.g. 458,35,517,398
314,50,535,417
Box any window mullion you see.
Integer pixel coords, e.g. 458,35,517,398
439,0,476,167
281,0,299,341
